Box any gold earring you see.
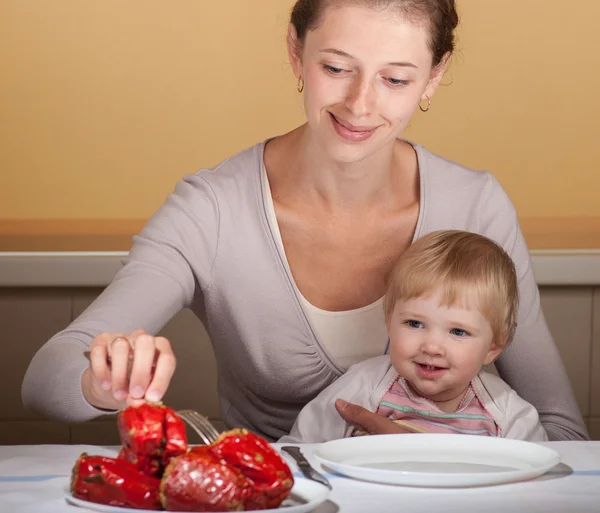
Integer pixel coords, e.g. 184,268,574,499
297,76,304,93
419,95,431,112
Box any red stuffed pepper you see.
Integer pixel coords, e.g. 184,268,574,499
160,445,249,512
71,453,161,510
161,429,294,511
210,429,294,510
117,402,188,477
71,404,295,511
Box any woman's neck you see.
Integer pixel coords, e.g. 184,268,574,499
266,125,417,214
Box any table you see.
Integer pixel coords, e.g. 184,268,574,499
1,442,599,513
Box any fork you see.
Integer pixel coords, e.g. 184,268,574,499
177,410,221,446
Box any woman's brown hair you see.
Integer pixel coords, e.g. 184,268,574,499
290,0,459,67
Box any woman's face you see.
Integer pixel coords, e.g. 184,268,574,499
289,5,446,164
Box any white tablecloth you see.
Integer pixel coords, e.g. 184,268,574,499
1,442,599,513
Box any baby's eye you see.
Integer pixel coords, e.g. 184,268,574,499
450,328,469,337
406,320,423,329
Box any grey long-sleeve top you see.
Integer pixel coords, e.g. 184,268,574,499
22,140,589,441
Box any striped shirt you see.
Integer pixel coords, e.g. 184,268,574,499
353,376,499,437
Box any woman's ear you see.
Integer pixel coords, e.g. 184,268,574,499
287,23,303,79
421,51,450,102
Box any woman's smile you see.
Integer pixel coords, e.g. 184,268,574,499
328,112,378,142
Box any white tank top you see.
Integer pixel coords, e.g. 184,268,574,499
261,165,389,371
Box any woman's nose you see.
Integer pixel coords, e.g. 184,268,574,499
344,75,375,118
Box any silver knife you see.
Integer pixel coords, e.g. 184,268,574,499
281,446,332,490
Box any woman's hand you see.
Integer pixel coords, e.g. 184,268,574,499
82,329,177,410
335,399,414,434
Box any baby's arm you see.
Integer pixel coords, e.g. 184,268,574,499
502,390,548,442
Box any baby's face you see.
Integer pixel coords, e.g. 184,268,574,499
387,289,502,412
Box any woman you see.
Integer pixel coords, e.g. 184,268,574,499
22,0,588,441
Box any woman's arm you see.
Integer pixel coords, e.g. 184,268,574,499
21,175,220,422
478,175,589,441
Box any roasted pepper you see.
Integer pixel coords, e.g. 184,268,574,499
118,402,188,477
210,429,294,510
160,429,294,511
160,445,248,512
71,453,161,510
71,405,295,511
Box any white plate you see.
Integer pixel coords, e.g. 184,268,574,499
314,434,560,487
64,478,330,512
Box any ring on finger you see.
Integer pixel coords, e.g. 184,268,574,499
107,336,132,362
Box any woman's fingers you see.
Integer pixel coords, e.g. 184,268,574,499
88,335,112,391
86,329,175,405
144,337,176,403
129,328,149,340
108,336,133,401
128,333,158,399
127,333,176,403
335,399,408,434
125,396,147,408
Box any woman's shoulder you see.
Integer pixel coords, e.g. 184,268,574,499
163,140,267,211
413,143,516,232
139,140,267,237
414,143,495,192
192,140,266,183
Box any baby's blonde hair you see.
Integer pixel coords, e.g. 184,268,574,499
384,230,518,348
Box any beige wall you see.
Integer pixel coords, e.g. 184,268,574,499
1,0,599,220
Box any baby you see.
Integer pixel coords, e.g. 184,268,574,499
279,230,547,443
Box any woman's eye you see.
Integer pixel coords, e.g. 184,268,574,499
450,328,469,337
387,78,409,86
407,320,423,329
324,64,345,75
